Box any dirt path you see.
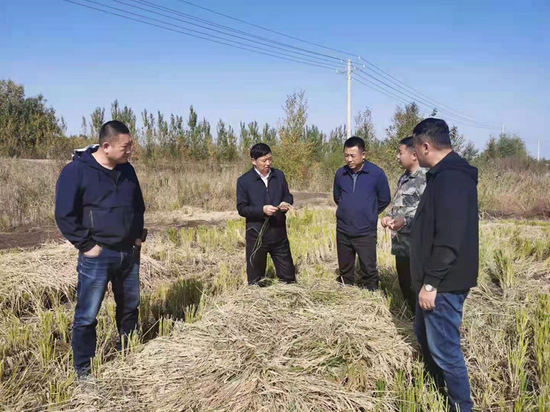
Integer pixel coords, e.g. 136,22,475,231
0,227,64,250
0,192,332,251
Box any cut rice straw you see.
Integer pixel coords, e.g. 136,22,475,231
69,281,414,411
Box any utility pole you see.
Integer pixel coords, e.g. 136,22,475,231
347,59,352,138
501,123,505,136
538,140,540,162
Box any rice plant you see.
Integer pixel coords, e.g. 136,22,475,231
0,209,549,410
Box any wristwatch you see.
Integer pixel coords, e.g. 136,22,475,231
423,284,436,292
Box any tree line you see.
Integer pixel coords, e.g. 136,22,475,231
0,79,532,176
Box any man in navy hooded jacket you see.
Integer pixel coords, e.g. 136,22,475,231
333,136,391,290
55,120,145,378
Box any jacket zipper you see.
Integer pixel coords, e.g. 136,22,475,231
89,210,95,235
351,173,358,194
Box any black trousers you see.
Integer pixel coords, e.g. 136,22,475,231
336,231,379,290
246,237,296,285
395,255,416,313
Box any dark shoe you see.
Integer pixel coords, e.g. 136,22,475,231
76,365,92,380
76,373,97,394
78,374,96,385
361,284,380,292
336,276,355,286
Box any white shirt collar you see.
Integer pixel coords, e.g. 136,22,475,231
254,167,271,187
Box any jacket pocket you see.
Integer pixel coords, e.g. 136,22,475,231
89,207,137,244
335,202,352,225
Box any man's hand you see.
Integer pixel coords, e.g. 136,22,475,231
133,229,146,251
278,201,292,212
83,244,102,258
263,205,279,216
381,216,392,228
418,287,437,310
389,217,406,231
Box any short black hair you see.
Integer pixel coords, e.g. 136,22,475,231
412,118,451,149
399,136,414,150
99,120,131,145
344,136,365,152
250,143,272,160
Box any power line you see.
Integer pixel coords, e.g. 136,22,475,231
173,0,354,58
354,74,496,130
353,69,498,130
64,0,343,71
354,66,496,129
65,0,505,132
176,0,502,129
355,58,501,127
124,0,345,65
353,77,432,127
80,0,344,69
504,126,521,137
354,77,411,107
354,74,434,116
112,0,487,129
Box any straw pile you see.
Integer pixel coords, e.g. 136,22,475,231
0,242,76,313
0,240,171,314
70,281,414,411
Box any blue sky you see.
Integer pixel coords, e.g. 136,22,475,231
2,0,549,157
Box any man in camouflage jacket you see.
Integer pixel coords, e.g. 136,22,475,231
382,136,427,313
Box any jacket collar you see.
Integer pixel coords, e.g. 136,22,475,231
254,167,271,180
402,167,425,181
250,167,277,180
78,149,124,177
427,151,458,177
410,167,423,178
344,162,369,176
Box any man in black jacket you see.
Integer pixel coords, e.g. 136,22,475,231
55,121,145,378
410,118,478,412
236,143,295,285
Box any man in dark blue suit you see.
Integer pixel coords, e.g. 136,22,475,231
236,143,295,285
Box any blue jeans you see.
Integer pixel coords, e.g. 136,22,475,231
414,292,473,412
73,247,140,374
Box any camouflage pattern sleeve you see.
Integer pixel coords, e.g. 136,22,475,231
390,168,427,256
387,173,406,219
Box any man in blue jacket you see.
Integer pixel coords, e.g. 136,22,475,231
237,143,295,285
55,120,145,378
333,136,391,290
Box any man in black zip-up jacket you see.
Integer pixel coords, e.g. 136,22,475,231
333,136,391,290
55,121,145,378
410,118,478,412
236,143,295,285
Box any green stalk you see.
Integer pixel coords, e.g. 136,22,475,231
249,216,270,267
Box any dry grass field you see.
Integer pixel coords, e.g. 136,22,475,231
0,159,549,411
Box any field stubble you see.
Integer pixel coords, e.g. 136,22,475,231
0,208,548,410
